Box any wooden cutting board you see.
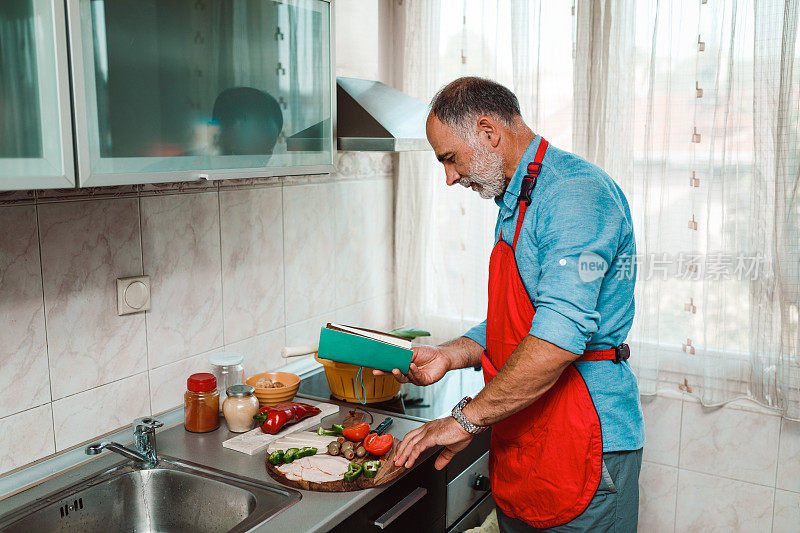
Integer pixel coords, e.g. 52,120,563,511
265,437,406,492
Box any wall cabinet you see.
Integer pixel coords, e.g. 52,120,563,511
0,0,334,190
0,0,74,190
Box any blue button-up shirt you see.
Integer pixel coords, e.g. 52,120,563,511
464,136,645,452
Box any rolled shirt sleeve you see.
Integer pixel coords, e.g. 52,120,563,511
527,177,625,354
463,319,487,349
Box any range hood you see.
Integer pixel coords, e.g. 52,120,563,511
287,77,431,152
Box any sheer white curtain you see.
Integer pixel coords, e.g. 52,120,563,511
395,0,575,346
395,0,799,418
573,0,800,418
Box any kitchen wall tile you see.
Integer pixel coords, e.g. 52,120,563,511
149,352,213,415
335,152,358,178
282,183,336,324
282,173,336,187
334,179,394,307
37,184,138,203
334,294,394,332
773,489,800,533
217,176,282,190
375,179,394,298
141,192,224,368
52,373,150,451
285,313,337,348
219,187,285,344
334,180,375,307
679,401,780,486
0,189,36,205
356,152,393,178
138,180,217,196
0,206,50,418
638,462,677,533
39,199,146,399
0,405,55,475
674,470,773,532
225,328,286,375
777,418,800,492
640,395,681,467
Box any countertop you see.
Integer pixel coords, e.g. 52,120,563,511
156,399,434,532
0,394,439,531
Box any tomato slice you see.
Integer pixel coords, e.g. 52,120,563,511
363,432,393,456
342,422,370,442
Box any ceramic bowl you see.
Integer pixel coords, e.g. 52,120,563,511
245,371,300,407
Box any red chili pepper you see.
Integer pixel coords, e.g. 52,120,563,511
363,432,393,456
254,402,322,434
342,422,370,442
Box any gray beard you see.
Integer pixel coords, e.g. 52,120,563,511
458,141,506,199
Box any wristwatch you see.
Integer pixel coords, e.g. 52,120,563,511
451,396,486,434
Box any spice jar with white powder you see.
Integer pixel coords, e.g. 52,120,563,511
222,384,260,432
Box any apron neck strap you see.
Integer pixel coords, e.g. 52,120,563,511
512,138,549,250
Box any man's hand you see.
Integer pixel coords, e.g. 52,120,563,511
394,417,473,470
372,345,451,386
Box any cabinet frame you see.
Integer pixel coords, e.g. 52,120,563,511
0,0,75,190
65,0,336,188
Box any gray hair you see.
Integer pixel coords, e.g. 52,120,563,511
429,77,521,138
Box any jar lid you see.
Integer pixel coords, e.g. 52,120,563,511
187,373,217,392
208,352,244,367
226,384,255,397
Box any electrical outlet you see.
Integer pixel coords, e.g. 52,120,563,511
117,275,151,315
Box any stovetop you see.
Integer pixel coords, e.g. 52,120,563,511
297,366,486,421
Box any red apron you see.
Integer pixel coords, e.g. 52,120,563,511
482,139,626,528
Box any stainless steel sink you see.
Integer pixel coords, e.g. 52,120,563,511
0,456,301,533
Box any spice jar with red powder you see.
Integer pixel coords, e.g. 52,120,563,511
184,373,220,432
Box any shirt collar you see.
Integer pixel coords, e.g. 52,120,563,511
495,135,543,212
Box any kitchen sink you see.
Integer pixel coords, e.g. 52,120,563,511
0,456,301,533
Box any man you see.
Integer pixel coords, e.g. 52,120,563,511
379,77,645,531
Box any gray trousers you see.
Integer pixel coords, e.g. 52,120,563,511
496,448,643,533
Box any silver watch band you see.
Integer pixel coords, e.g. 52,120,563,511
451,396,485,434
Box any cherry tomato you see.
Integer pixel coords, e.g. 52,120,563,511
342,422,370,442
363,432,393,456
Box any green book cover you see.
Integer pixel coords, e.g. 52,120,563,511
318,325,413,374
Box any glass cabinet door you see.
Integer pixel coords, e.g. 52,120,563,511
0,0,74,190
68,0,333,187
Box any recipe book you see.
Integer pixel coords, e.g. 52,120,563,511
318,324,413,374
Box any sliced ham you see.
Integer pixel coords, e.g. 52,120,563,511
277,455,350,483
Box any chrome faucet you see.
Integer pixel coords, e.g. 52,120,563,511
86,417,164,467
132,417,163,464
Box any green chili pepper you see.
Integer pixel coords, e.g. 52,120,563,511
343,463,363,482
297,446,317,458
317,426,339,436
283,447,300,463
362,460,380,478
268,450,285,465
332,423,345,434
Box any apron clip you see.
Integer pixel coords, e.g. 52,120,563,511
519,176,537,205
614,344,631,364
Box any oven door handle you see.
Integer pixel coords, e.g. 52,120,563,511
373,487,427,529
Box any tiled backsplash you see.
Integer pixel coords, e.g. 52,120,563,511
0,152,396,475
638,393,800,532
